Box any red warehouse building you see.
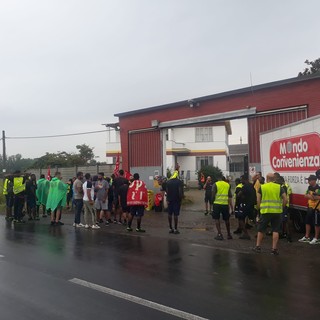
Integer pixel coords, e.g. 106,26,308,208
111,74,320,188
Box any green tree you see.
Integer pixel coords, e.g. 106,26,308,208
298,58,320,76
198,165,223,183
76,144,95,164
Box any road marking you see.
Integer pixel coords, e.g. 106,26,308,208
69,278,210,320
0,255,4,258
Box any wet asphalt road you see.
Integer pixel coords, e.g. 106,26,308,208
0,217,319,320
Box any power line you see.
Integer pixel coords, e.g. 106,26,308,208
6,129,108,140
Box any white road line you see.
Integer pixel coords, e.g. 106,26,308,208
191,243,251,254
69,278,210,320
0,255,5,258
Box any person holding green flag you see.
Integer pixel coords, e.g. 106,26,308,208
46,172,68,226
36,174,50,218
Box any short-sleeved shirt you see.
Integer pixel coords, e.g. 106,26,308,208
26,180,37,199
204,182,213,196
166,178,183,203
306,184,320,209
73,179,84,200
240,182,256,207
83,180,94,201
113,177,129,196
95,179,109,201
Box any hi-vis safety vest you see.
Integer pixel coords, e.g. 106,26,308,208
260,182,282,214
214,181,230,205
3,178,10,195
13,177,26,195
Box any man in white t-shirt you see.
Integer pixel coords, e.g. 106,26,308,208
83,173,100,229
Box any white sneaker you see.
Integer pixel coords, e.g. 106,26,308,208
309,238,320,245
78,223,85,227
73,223,76,227
298,236,311,243
85,224,90,229
91,224,100,229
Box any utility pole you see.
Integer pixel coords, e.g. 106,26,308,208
2,130,6,173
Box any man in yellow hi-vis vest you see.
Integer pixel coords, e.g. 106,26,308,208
253,173,287,255
13,170,27,223
3,174,14,221
212,175,233,240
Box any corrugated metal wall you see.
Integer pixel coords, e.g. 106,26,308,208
129,130,162,167
248,107,307,164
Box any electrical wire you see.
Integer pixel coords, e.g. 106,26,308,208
5,129,108,140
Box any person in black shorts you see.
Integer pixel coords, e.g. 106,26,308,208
112,170,129,224
203,176,213,215
166,176,183,234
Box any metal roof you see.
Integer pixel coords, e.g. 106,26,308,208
114,73,320,118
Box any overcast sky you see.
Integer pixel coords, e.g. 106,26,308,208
1,0,319,160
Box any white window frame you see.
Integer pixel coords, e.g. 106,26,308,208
195,127,213,142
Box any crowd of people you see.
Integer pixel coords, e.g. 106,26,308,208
201,170,320,254
2,167,320,254
2,168,184,234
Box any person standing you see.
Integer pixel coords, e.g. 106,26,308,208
126,173,148,232
83,173,100,229
73,171,84,227
166,175,184,234
236,175,256,240
253,173,287,255
12,170,27,224
203,176,213,215
3,174,14,221
26,174,38,220
94,172,110,225
36,174,50,217
46,172,68,226
298,174,320,244
212,175,233,240
112,169,129,224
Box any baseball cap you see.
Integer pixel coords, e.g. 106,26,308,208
307,174,317,181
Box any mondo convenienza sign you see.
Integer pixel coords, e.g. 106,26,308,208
270,133,320,172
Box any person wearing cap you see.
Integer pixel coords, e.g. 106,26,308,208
298,174,320,244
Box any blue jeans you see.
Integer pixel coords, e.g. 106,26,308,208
74,199,83,224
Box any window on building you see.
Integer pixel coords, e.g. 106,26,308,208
195,127,213,142
229,162,244,172
196,156,213,171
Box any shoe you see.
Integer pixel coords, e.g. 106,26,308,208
15,220,26,224
227,234,233,240
75,223,83,228
271,249,279,255
98,219,103,224
117,221,122,225
28,217,33,221
214,234,223,240
91,224,101,229
113,220,117,224
239,234,251,240
204,211,208,216
169,229,174,234
105,221,110,226
126,227,133,232
55,221,64,226
298,236,311,243
252,246,261,253
309,238,320,245
73,223,76,227
85,224,90,229
136,228,146,233
174,229,180,234
233,228,242,234
50,221,55,226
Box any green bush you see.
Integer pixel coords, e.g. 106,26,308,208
198,165,223,183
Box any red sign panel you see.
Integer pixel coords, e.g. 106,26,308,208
269,132,320,172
